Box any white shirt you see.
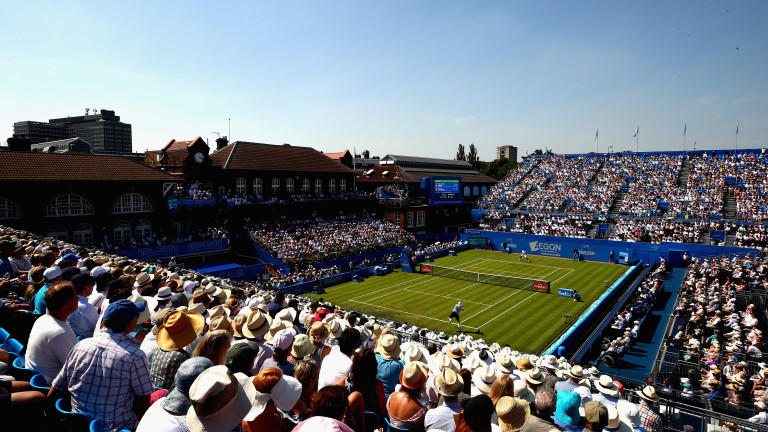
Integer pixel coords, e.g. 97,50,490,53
425,400,463,432
26,314,78,385
88,291,106,313
67,295,100,339
318,351,353,390
140,331,159,358
135,397,190,432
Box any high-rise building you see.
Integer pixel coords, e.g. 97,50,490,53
14,109,132,153
496,145,517,162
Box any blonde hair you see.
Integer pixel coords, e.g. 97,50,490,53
489,374,516,406
192,330,232,365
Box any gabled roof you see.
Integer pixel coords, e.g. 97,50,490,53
162,137,206,152
356,164,496,184
380,154,474,170
323,150,350,160
0,151,180,182
210,141,353,173
160,137,207,166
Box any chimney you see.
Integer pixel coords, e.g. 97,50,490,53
6,135,31,152
362,150,370,159
216,136,229,150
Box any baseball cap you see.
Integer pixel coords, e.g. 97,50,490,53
43,266,62,281
103,298,146,330
584,401,609,426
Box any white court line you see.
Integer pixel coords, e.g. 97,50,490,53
406,287,490,305
466,259,566,279
349,298,479,330
475,258,569,270
461,289,523,324
354,277,435,303
451,282,483,296
346,273,429,298
473,292,538,329
550,269,574,285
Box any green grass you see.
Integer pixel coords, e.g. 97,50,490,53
317,249,629,354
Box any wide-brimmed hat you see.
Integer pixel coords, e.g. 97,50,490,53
155,286,173,301
242,310,271,340
276,307,297,323
595,375,620,397
123,265,136,275
157,311,206,351
526,367,543,385
567,365,584,380
209,315,234,335
539,355,558,370
128,293,152,324
191,290,211,305
187,365,257,432
554,391,581,426
434,368,464,397
635,385,660,404
231,314,247,338
473,365,498,394
376,334,402,360
404,345,429,365
136,272,154,287
433,353,459,373
307,321,330,343
496,353,516,374
266,317,291,343
327,319,343,339
188,302,207,316
400,362,428,389
466,356,483,373
513,379,534,403
515,358,534,372
616,400,640,429
446,343,464,359
244,375,303,422
291,334,313,359
163,357,214,414
206,305,229,325
496,396,531,432
152,307,175,335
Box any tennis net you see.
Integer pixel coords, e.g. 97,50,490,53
420,264,551,293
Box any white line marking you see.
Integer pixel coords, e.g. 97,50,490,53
461,289,523,324
406,288,490,305
550,269,574,285
354,277,435,303
347,273,429,298
349,299,479,330
474,292,538,329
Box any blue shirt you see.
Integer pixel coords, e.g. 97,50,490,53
34,283,52,315
375,353,404,399
0,256,11,279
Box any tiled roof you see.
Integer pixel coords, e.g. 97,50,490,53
0,151,180,182
161,137,206,166
210,141,353,173
323,150,350,160
381,154,474,169
356,165,496,184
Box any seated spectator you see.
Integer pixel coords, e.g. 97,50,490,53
318,328,360,390
425,368,465,431
242,367,303,432
186,365,258,432
496,395,531,432
66,274,99,339
387,362,429,430
191,329,232,366
293,385,355,432
148,310,205,389
376,333,405,399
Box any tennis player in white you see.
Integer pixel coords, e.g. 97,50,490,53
448,300,465,331
519,248,531,262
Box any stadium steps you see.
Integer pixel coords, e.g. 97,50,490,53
677,158,692,187
725,233,738,247
722,194,737,219
587,159,606,186
607,191,627,217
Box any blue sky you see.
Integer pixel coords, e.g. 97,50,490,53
1,1,766,161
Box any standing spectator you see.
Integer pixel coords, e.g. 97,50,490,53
635,386,663,432
26,282,79,385
49,299,154,431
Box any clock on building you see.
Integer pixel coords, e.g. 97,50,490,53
194,152,205,163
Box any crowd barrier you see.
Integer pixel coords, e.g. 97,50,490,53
116,239,230,261
282,262,400,295
250,244,290,274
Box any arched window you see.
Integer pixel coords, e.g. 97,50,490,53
253,178,262,195
135,219,152,240
286,178,295,193
481,186,488,195
340,179,347,193
113,220,131,246
112,193,152,214
235,178,246,194
73,223,93,246
302,178,310,193
0,197,22,220
271,178,281,194
472,186,480,195
329,179,336,194
463,186,470,197
47,224,68,242
46,194,95,217
315,178,323,195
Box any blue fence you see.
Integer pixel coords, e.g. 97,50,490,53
116,239,230,261
282,262,400,295
313,246,406,271
250,244,290,274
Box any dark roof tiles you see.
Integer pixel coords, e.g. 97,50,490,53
210,141,353,173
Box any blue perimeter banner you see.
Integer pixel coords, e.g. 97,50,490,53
117,239,230,261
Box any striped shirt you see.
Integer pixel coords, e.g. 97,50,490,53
52,329,153,431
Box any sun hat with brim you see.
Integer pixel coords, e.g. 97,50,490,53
291,334,313,359
473,365,498,394
539,355,558,370
515,358,534,372
136,272,154,287
434,368,464,397
567,365,585,380
292,416,355,432
446,343,464,359
554,391,582,426
276,307,297,323
635,385,660,404
526,367,543,385
616,399,641,428
152,308,175,335
327,319,343,339
595,375,620,397
157,311,206,351
400,362,428,389
128,294,152,324
191,290,211,306
266,317,290,343
244,375,303,422
163,357,214,414
206,305,228,325
186,365,257,432
513,380,534,404
242,310,271,340
376,334,402,360
272,328,297,351
187,302,207,316
496,353,516,374
155,286,173,301
405,345,429,365
466,356,483,373
209,315,234,335
231,314,247,338
496,396,531,432
307,321,330,343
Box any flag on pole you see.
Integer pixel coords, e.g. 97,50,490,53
683,124,686,137
633,126,639,138
595,129,598,140
736,121,739,135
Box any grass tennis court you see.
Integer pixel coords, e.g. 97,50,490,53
318,249,629,354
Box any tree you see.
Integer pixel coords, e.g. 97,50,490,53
532,148,554,155
467,144,479,164
456,144,466,161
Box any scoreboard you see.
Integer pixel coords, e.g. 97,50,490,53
423,176,465,206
